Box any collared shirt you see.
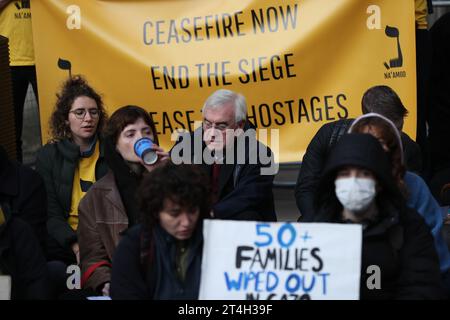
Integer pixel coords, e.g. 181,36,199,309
80,136,98,158
175,240,190,283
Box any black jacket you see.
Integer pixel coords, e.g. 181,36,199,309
295,119,422,221
0,203,48,300
171,125,276,222
429,12,450,173
0,146,47,253
312,134,444,299
110,223,203,300
35,138,108,258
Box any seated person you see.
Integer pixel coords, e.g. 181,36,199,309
35,76,109,265
110,162,210,300
0,145,47,253
171,89,276,221
312,133,444,299
77,105,168,296
349,113,450,296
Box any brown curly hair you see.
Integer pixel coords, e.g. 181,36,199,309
48,75,108,142
138,161,211,231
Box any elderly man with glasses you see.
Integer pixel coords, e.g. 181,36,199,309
171,89,277,222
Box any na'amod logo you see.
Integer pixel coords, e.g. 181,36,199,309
383,25,407,80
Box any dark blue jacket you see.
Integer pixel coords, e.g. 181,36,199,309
404,171,450,273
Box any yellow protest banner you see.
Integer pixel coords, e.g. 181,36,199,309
31,0,416,163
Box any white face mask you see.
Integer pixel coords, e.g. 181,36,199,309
335,177,376,213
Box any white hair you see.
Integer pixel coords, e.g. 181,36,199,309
202,89,247,123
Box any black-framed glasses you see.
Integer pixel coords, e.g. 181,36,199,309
69,108,100,120
202,119,233,132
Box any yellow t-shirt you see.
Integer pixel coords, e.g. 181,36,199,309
415,0,428,30
0,1,35,66
68,141,100,231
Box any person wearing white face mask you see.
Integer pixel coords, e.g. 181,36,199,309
335,169,377,224
313,133,444,299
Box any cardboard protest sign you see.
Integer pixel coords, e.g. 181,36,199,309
199,220,362,300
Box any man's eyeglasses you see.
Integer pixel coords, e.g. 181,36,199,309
202,119,233,131
69,108,100,120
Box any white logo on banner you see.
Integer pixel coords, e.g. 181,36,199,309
366,5,381,30
66,265,81,290
66,5,81,30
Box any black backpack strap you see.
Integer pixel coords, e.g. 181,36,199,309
328,119,354,150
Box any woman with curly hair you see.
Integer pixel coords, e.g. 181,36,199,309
35,75,109,266
110,161,211,300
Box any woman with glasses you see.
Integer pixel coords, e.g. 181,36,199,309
110,162,209,300
35,76,109,279
77,105,169,297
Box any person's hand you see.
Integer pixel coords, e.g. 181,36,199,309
154,145,170,161
141,145,170,172
71,242,80,265
102,282,110,296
